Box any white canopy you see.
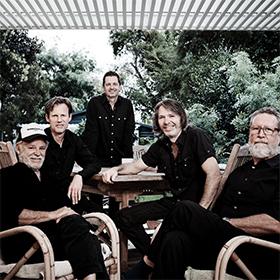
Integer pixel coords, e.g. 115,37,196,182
1,0,279,30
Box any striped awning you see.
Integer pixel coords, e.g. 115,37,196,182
1,0,279,30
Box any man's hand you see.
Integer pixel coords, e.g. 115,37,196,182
102,167,119,184
67,174,83,204
54,206,78,224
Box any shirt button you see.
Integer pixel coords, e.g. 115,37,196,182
110,156,113,159
252,166,255,169
245,178,248,181
238,191,241,195
234,206,237,209
111,141,113,143
176,176,179,179
99,116,101,119
184,164,187,167
111,148,113,151
105,116,108,119
118,118,120,120
178,188,181,191
111,124,114,126
111,132,114,135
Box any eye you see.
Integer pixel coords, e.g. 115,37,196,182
252,127,259,132
265,127,273,133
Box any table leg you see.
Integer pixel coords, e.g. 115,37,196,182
120,191,129,272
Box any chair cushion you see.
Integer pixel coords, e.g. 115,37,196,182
0,244,110,279
0,260,72,279
184,266,244,280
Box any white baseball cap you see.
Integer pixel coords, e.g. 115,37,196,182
17,123,48,143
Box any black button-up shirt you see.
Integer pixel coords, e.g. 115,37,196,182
142,127,216,201
44,127,101,190
215,154,280,221
84,94,135,167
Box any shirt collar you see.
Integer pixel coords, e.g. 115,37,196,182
101,93,123,106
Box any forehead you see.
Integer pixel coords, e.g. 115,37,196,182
158,105,178,116
50,103,69,114
252,113,278,127
104,76,119,84
22,139,47,147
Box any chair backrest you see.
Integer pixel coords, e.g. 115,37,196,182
0,141,18,169
209,144,252,211
133,145,149,160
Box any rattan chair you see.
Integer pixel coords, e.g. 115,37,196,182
0,141,120,280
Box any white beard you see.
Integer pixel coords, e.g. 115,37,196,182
19,153,44,171
249,138,278,159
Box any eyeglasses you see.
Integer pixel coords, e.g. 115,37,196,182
250,126,279,135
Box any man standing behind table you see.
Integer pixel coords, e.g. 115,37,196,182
123,107,280,280
43,96,103,214
102,98,221,255
84,71,135,216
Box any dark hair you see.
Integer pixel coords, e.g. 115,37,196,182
102,71,121,86
250,107,280,130
45,96,73,116
152,98,188,135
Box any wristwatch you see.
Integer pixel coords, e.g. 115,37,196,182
222,217,230,222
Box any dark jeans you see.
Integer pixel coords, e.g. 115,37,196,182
114,196,178,255
148,201,280,280
1,214,109,280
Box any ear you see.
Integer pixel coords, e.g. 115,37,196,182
69,113,72,122
45,114,50,123
15,143,21,155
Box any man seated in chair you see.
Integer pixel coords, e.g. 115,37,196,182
123,107,280,280
103,98,221,256
0,123,109,280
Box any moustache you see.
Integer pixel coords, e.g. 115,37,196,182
254,139,268,144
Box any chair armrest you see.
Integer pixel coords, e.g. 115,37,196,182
215,235,280,280
0,226,55,280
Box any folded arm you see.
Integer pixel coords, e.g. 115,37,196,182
102,158,148,184
230,214,280,236
18,206,78,226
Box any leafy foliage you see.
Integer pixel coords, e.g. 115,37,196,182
0,30,50,140
38,47,99,114
109,30,280,161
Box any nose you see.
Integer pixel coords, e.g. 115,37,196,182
164,116,170,124
34,148,41,156
257,128,266,137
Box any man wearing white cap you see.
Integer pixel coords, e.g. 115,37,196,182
0,123,109,280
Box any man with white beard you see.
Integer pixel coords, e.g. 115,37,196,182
123,107,280,280
0,123,109,280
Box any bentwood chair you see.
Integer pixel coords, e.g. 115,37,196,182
0,141,120,280
184,144,280,280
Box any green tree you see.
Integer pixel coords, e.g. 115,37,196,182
109,30,280,161
0,30,50,141
228,52,280,144
38,47,100,114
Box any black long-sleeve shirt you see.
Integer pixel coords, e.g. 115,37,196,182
214,154,280,221
43,127,101,190
83,94,135,167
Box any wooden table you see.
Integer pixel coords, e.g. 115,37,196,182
81,168,170,272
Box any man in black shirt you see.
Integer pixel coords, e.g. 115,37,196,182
43,96,102,214
124,107,280,280
84,71,135,216
0,123,109,280
103,98,221,255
